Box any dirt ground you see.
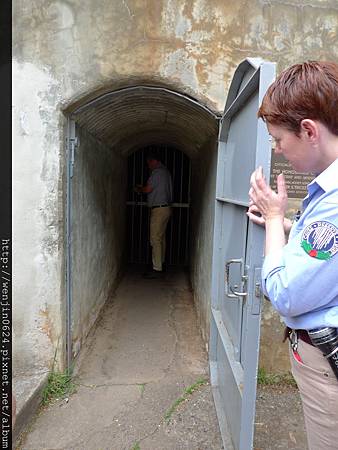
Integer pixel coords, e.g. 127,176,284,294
17,378,308,450
254,384,307,450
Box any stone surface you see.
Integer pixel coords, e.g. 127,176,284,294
13,372,49,443
16,270,308,450
16,270,223,450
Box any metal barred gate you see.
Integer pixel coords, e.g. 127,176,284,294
126,145,191,266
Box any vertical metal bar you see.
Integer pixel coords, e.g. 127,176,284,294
66,118,76,371
177,151,183,264
139,149,144,263
145,149,150,265
185,160,191,265
170,148,175,264
131,151,136,263
164,144,168,266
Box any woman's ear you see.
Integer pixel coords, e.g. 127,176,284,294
300,119,319,142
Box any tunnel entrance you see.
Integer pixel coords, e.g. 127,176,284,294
64,84,220,367
63,59,274,450
126,145,191,266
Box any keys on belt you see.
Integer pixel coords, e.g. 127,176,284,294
288,329,303,363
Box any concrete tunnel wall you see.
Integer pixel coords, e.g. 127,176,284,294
70,124,218,357
13,0,338,396
67,85,220,360
190,137,219,345
71,126,127,358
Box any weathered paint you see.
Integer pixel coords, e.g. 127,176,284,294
13,60,63,375
13,0,337,110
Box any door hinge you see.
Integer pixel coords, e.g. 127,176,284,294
252,267,263,315
68,137,79,178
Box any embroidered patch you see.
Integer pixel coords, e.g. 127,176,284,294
301,221,338,260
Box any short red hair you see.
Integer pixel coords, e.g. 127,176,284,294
258,61,338,136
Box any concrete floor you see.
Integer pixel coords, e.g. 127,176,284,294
16,268,308,450
17,269,223,450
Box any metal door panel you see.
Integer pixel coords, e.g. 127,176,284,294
218,203,247,359
222,93,258,203
210,58,275,450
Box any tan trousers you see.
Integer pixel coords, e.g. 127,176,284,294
150,207,172,271
290,339,338,450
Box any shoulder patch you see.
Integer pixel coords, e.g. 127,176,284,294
301,221,338,260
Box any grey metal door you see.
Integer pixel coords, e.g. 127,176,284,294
210,58,276,450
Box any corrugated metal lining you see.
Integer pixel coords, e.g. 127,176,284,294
70,86,220,158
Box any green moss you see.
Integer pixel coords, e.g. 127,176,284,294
164,378,208,423
131,443,140,450
257,367,297,387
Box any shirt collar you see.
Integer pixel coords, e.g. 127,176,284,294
306,157,338,195
302,157,338,209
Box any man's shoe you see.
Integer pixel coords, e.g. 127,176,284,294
143,269,163,279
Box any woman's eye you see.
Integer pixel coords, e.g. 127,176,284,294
268,136,280,149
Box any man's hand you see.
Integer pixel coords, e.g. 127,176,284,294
134,184,143,193
134,183,153,194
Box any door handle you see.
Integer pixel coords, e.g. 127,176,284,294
225,259,248,298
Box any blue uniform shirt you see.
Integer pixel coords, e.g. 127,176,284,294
262,157,338,330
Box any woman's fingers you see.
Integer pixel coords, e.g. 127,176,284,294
247,203,266,227
251,167,269,196
248,204,260,213
249,168,288,221
247,210,265,227
277,173,287,199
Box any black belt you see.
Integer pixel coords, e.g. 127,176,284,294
297,329,314,347
285,327,314,347
151,204,170,209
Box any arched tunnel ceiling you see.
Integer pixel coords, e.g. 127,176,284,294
69,86,221,159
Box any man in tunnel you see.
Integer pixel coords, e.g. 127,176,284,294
135,152,173,278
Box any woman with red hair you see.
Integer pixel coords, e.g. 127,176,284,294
248,61,338,450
